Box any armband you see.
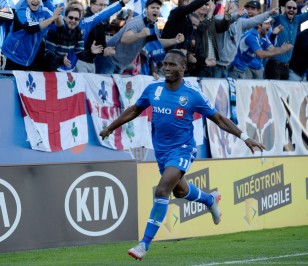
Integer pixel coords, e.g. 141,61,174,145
240,133,249,141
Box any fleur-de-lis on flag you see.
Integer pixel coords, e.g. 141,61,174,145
99,81,108,103
26,73,36,94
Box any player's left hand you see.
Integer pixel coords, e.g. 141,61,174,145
244,138,266,154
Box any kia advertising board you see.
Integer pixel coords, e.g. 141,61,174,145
0,161,138,252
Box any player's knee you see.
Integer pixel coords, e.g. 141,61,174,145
154,186,171,198
173,188,187,198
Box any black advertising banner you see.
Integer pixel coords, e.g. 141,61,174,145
0,161,138,252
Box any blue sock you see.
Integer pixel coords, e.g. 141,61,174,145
183,182,213,206
141,196,169,251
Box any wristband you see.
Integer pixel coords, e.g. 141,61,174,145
240,133,249,141
119,0,125,7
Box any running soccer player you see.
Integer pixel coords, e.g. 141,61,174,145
100,49,265,261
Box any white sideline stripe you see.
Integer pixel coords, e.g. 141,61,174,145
194,252,308,266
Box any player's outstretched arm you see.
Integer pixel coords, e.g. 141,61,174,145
100,104,144,140
208,112,266,154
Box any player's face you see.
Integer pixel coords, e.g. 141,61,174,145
163,53,186,83
27,0,41,11
145,3,161,22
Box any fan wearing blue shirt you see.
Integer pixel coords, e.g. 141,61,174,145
100,49,265,261
228,17,293,79
264,0,308,80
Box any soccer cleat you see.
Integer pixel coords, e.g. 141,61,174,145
128,242,147,261
208,191,222,225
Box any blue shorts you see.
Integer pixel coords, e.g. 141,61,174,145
155,144,197,175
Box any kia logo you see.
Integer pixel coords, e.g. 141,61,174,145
0,179,21,242
65,171,128,236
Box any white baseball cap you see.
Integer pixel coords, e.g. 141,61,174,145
264,17,273,23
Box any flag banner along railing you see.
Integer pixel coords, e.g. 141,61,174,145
201,78,308,158
14,71,88,152
14,72,308,157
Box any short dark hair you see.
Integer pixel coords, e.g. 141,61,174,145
167,49,187,65
66,1,85,16
65,5,82,17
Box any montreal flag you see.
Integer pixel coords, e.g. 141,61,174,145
14,71,88,152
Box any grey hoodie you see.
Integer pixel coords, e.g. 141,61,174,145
215,11,271,66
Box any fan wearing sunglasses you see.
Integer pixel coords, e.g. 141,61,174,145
264,0,308,80
44,5,104,71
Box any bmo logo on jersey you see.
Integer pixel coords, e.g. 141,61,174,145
175,108,186,119
65,171,128,237
153,106,172,114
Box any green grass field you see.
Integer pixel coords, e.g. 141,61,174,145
0,225,307,266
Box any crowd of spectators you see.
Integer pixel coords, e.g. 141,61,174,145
0,0,307,81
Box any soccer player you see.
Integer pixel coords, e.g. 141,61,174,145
100,49,265,261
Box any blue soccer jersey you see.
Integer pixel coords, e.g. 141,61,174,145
136,80,217,152
232,28,272,71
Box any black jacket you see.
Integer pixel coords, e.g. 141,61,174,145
84,7,109,51
161,0,209,52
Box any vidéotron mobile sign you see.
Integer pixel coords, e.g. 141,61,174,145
65,171,129,237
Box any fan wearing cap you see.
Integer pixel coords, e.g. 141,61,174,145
228,16,293,79
242,0,284,79
104,0,184,74
244,0,262,17
264,0,308,80
213,0,278,78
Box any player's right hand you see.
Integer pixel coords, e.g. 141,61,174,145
99,128,113,140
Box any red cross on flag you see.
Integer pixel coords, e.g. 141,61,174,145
14,71,88,152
